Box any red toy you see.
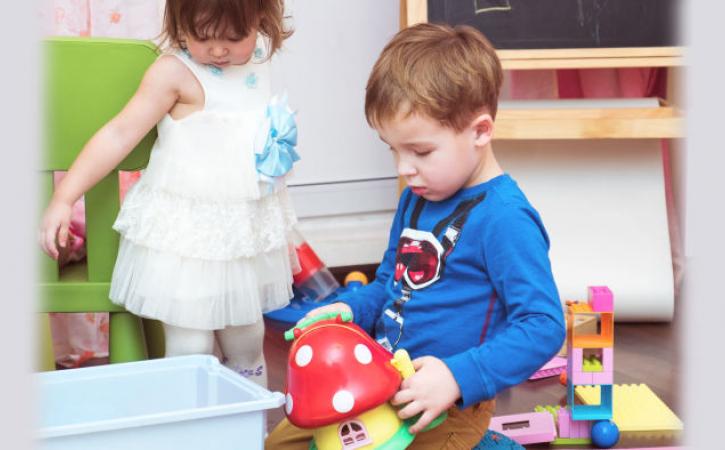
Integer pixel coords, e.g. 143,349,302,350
283,312,444,449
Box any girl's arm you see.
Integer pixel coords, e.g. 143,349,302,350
40,55,183,259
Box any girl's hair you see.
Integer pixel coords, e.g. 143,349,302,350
365,23,503,132
161,0,293,59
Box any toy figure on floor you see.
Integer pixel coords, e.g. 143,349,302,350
39,0,299,388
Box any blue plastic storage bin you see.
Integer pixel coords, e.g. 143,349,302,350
37,355,285,450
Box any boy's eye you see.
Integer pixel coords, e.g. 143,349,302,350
415,148,434,156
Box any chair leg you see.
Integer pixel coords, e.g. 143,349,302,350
38,313,56,371
143,319,166,359
109,312,148,363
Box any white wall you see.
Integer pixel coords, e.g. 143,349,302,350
270,0,401,265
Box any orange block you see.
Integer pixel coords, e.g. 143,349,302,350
566,303,614,348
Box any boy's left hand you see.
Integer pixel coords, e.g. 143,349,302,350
390,356,461,434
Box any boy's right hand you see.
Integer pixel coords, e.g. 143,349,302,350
39,199,73,260
299,302,353,324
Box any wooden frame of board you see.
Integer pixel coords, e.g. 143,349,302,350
400,0,684,140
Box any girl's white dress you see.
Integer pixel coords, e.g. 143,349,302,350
110,45,297,330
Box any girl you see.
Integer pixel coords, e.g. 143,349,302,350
40,0,298,388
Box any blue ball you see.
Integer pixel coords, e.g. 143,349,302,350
591,420,619,448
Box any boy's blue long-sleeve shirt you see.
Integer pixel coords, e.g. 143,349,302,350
341,174,566,408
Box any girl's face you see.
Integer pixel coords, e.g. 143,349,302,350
184,29,258,68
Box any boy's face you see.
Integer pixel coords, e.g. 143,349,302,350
377,112,492,202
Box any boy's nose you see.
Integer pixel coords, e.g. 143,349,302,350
397,159,416,177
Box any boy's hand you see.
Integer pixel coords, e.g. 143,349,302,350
39,199,73,260
391,356,461,434
299,302,353,324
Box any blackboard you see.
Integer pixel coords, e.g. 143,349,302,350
427,0,680,49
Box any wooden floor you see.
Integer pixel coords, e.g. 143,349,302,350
263,309,682,448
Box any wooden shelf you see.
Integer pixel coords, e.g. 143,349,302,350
498,47,683,70
495,103,684,140
400,0,684,140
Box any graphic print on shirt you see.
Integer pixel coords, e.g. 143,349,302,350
394,228,444,290
376,194,486,351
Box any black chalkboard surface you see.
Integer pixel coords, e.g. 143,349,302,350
427,0,680,49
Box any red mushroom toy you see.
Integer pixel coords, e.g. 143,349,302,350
283,312,437,449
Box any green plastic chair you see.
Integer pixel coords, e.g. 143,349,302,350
39,37,166,370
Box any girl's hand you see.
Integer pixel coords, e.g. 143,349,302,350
40,199,73,260
391,356,461,434
299,302,353,324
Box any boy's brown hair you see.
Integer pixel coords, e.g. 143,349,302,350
365,23,503,132
162,0,293,58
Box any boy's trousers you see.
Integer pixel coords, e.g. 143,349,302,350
265,399,495,450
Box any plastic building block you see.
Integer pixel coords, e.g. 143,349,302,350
559,314,598,357
570,383,613,421
582,355,603,372
571,348,584,371
575,384,683,433
534,405,559,421
571,370,594,385
588,286,614,312
567,303,614,348
570,418,592,438
602,347,613,368
488,412,556,445
529,356,567,380
551,437,592,446
557,407,570,437
592,371,613,385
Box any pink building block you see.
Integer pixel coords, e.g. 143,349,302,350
571,347,584,372
571,418,592,438
602,347,613,369
558,407,571,438
488,412,557,445
529,356,567,380
588,286,613,312
592,371,613,385
572,370,594,385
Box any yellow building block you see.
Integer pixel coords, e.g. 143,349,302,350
575,384,683,433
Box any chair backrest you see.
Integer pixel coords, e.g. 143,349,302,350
40,38,158,312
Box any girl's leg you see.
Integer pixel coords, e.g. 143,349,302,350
162,323,215,356
216,320,267,388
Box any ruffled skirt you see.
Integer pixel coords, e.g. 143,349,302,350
109,178,297,330
109,237,294,330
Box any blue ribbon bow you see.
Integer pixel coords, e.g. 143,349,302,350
255,96,300,177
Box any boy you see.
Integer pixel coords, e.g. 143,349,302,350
266,23,565,449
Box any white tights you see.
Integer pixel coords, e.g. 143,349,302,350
163,320,267,388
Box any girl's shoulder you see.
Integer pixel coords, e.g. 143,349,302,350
142,54,197,92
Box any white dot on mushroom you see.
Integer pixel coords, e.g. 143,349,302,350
354,344,372,364
295,344,313,367
285,393,294,415
332,390,355,413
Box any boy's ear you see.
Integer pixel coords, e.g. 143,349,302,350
471,113,494,147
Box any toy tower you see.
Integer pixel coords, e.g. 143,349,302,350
558,286,620,448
